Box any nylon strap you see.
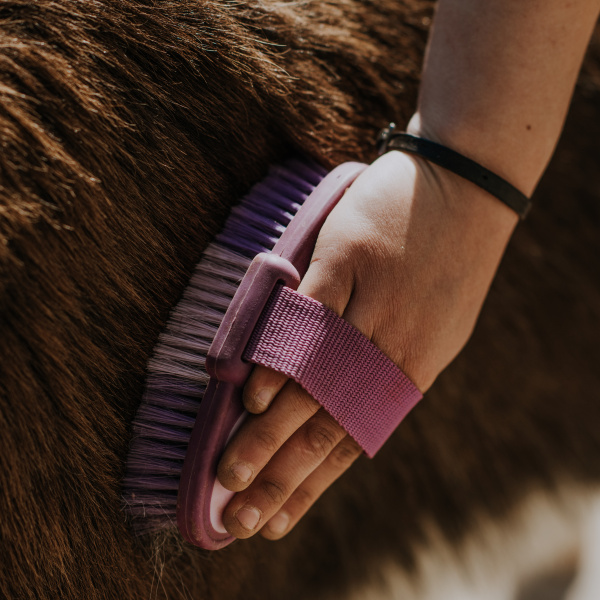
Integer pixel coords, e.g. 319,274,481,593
243,284,423,457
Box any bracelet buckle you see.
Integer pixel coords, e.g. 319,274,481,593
375,122,396,155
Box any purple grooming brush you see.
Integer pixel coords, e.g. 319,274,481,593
122,159,362,542
123,158,422,550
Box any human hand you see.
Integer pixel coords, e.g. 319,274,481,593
216,149,519,540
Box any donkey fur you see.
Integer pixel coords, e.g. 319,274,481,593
1,1,600,599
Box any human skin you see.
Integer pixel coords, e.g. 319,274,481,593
217,0,600,540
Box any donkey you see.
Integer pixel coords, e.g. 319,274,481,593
1,2,600,599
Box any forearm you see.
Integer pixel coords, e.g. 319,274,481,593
408,0,600,197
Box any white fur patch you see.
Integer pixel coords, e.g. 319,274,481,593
336,486,600,600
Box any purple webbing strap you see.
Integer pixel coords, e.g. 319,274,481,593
243,285,423,457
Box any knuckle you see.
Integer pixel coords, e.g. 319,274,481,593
254,427,281,454
291,485,314,509
302,421,338,459
259,478,288,505
329,437,362,470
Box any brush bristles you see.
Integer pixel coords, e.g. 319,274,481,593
123,159,327,533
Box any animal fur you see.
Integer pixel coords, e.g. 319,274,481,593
0,1,599,599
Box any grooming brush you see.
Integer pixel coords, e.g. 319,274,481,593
123,159,368,549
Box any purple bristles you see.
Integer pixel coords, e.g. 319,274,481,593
123,158,327,534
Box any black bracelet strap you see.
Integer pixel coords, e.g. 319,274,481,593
376,124,531,219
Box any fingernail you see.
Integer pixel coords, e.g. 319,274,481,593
235,506,261,531
231,462,253,484
254,389,272,410
267,512,289,536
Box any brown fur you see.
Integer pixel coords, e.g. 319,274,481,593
0,2,599,599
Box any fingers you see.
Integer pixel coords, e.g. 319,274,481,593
218,379,321,491
261,435,362,540
221,409,355,539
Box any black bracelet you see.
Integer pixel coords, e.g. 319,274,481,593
376,123,531,219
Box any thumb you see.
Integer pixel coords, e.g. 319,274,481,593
295,207,361,318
